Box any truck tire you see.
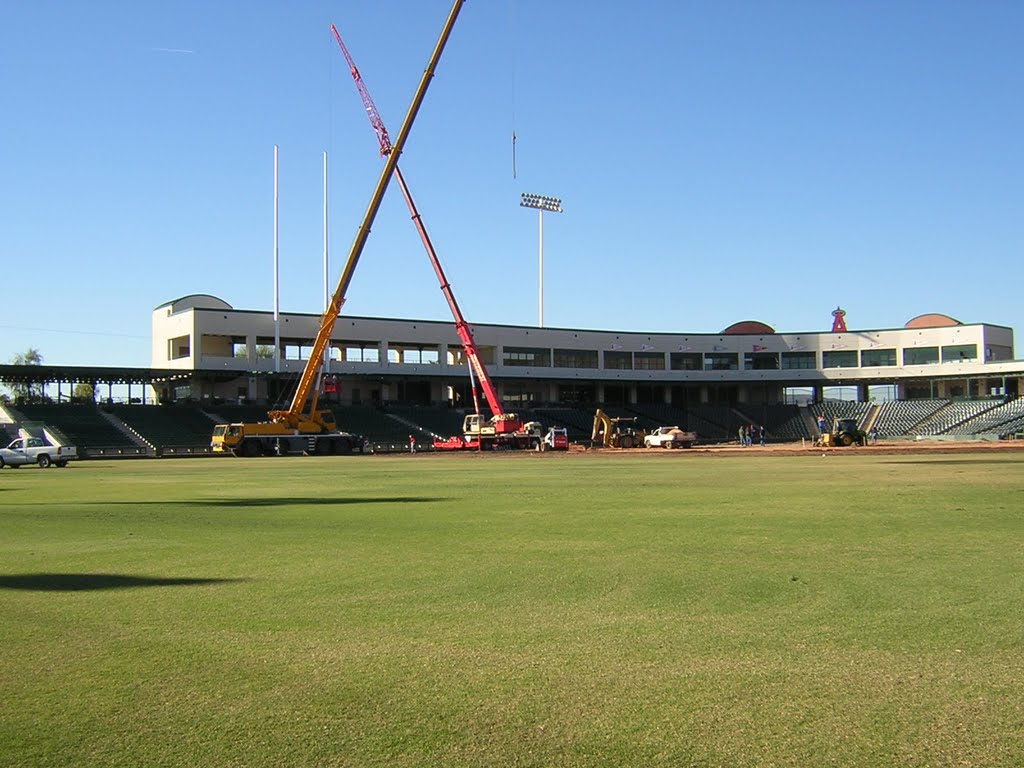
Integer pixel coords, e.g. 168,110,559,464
56,461,68,468
839,434,854,447
0,457,5,469
37,454,52,469
242,440,261,457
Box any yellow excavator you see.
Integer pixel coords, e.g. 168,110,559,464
210,1,465,457
591,409,648,449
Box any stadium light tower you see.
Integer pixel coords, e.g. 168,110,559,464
520,192,563,328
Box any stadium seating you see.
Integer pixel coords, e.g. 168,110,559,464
732,404,811,441
913,400,1001,436
109,405,216,451
331,406,417,448
945,397,1024,436
533,407,594,441
872,400,947,437
383,405,466,441
809,401,871,429
15,404,138,452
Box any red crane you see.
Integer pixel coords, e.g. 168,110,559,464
330,23,514,432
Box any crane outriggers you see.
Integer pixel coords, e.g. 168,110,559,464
211,0,466,457
330,20,566,452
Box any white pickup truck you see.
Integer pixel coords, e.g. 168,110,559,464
0,437,78,468
643,426,697,449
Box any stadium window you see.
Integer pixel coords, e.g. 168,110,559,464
558,384,596,402
604,351,632,370
503,346,551,367
504,385,540,404
670,352,702,371
553,349,599,369
387,343,438,364
783,386,814,405
822,350,857,368
704,353,738,371
635,352,666,371
903,347,939,366
200,334,233,358
743,352,779,370
168,335,190,360
342,343,378,363
283,342,310,361
781,351,816,370
476,346,496,365
941,344,977,363
860,348,897,367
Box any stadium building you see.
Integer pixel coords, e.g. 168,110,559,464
4,295,1024,457
152,294,1021,409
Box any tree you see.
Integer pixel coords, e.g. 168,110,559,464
12,348,43,367
6,348,44,402
73,383,96,403
255,345,275,359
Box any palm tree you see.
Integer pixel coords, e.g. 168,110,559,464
9,348,44,401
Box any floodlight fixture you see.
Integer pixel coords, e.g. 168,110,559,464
520,193,563,213
519,192,563,327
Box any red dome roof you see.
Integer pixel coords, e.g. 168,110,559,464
904,313,961,329
721,320,776,335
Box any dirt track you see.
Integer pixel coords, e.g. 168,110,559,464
409,440,1024,458
575,440,1024,458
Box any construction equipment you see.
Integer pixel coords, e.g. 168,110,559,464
541,426,569,451
829,417,867,447
211,0,466,457
591,409,648,449
331,18,543,452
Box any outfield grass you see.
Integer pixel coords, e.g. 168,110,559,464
1,452,1022,767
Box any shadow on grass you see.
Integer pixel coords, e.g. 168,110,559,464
201,496,447,508
103,496,448,508
0,574,248,592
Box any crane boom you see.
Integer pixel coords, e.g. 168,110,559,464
330,24,391,157
330,21,506,420
268,0,466,429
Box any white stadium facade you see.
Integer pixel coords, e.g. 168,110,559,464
152,294,1022,409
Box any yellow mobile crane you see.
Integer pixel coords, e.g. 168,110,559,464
211,0,466,457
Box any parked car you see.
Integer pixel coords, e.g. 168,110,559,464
0,437,78,468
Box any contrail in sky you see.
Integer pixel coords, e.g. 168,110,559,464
152,47,195,54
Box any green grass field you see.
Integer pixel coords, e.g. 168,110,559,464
2,452,1022,767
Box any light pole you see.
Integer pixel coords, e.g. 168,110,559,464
520,192,562,328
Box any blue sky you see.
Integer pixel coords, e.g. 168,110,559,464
3,1,1022,367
